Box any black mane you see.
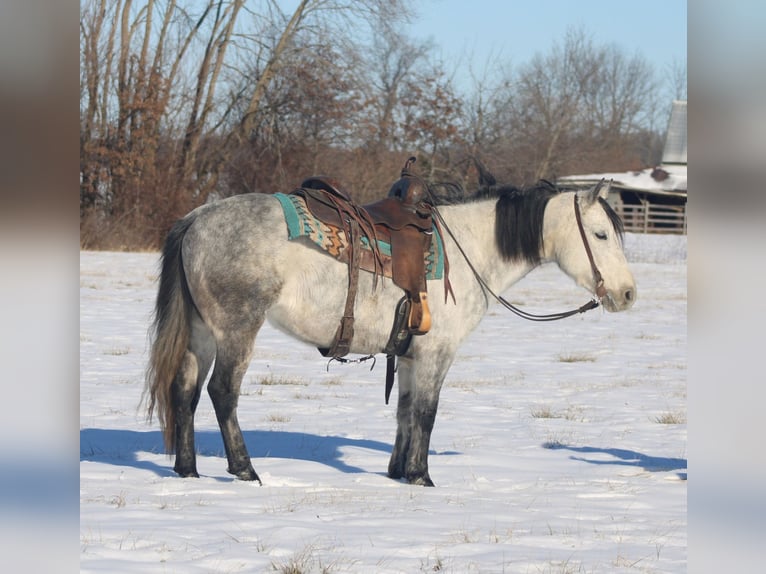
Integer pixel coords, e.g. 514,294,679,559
485,180,559,265
429,179,623,265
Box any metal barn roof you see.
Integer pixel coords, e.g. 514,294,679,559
558,164,686,196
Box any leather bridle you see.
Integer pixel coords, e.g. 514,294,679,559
430,190,604,322
573,193,607,300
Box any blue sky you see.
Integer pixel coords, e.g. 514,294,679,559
408,0,687,92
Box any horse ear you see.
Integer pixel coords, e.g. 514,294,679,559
585,178,612,205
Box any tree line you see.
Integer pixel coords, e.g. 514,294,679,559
80,0,686,250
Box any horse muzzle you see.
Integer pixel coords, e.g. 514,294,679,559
601,284,636,312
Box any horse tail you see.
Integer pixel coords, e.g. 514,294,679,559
144,214,197,453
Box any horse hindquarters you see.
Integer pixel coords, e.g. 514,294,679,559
177,197,287,482
146,202,271,482
146,215,215,477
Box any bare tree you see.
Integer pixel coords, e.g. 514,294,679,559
400,66,463,178
81,0,414,246
80,0,246,246
485,27,661,183
456,55,512,189
579,45,658,152
665,59,687,101
81,6,672,250
179,0,244,183
199,0,416,199
80,0,112,212
514,29,599,180
361,23,431,151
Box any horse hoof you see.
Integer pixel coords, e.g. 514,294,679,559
408,475,435,487
242,473,263,486
230,466,262,484
387,469,404,480
175,468,199,478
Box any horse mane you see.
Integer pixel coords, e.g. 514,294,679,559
486,180,559,265
429,179,624,265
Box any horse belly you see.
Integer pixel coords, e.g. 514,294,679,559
266,244,402,354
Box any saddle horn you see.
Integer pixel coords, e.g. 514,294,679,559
387,156,430,211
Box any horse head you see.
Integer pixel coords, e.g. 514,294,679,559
545,180,636,312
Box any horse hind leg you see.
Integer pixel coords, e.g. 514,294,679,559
207,319,264,483
172,313,216,478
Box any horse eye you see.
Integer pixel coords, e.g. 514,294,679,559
595,231,607,240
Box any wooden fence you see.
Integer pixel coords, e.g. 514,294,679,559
614,202,687,235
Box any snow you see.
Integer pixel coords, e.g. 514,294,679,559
80,232,686,573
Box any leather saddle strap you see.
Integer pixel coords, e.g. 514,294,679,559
320,219,361,358
385,355,396,405
321,191,385,282
431,215,455,304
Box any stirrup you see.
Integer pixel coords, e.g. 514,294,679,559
408,292,431,335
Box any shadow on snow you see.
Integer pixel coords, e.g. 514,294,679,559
80,429,686,481
79,427,398,479
545,443,687,478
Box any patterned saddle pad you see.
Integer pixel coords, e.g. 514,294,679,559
274,192,445,280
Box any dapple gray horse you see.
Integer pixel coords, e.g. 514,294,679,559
145,178,635,486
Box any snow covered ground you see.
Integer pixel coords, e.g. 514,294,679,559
80,233,686,573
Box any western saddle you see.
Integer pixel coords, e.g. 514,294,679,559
289,157,452,403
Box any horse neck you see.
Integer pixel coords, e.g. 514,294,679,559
539,191,576,264
439,199,539,293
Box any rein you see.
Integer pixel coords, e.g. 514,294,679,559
428,190,603,322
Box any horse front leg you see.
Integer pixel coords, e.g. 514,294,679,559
388,364,413,481
388,351,453,486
